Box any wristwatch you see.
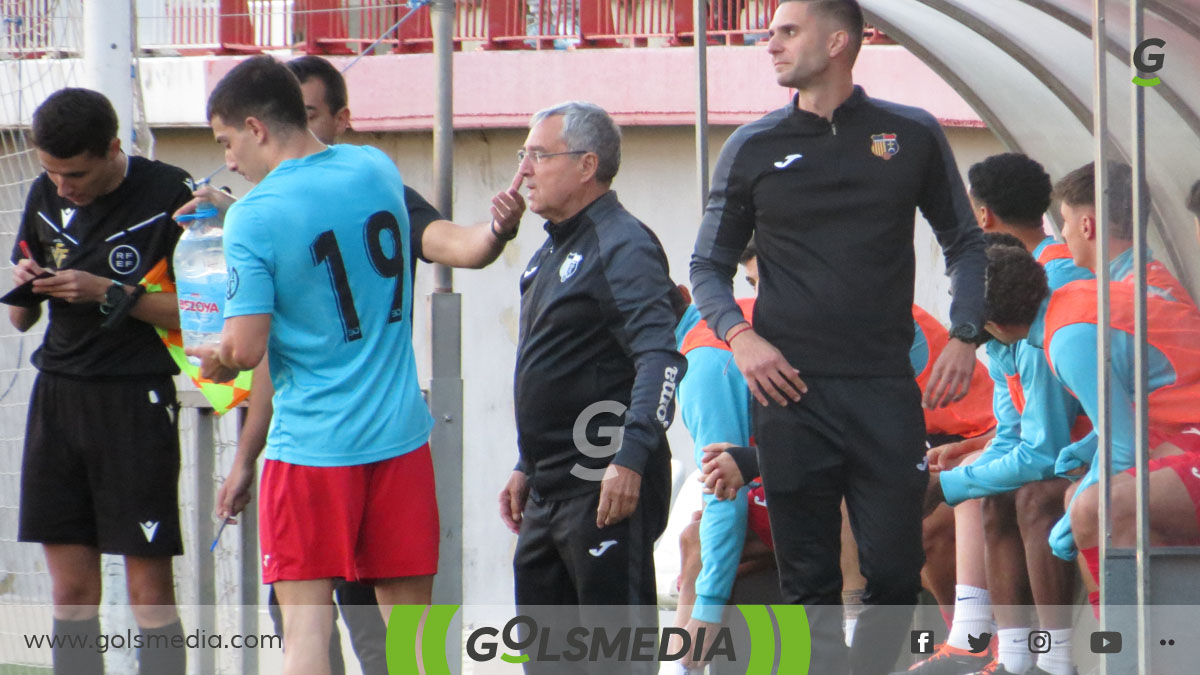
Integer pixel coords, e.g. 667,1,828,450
948,323,980,343
100,284,145,330
99,280,126,315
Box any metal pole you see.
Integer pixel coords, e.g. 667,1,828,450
433,0,455,293
694,0,710,210
236,409,259,675
193,411,216,675
1129,2,1151,672
1090,7,1114,675
429,0,463,617
84,0,133,151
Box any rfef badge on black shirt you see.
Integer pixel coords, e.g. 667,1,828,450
11,156,194,378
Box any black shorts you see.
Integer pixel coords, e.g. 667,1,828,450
19,372,183,557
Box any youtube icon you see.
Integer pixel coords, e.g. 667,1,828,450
1091,631,1123,654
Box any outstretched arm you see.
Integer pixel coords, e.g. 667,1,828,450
419,172,525,269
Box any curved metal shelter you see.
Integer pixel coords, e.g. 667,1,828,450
860,0,1200,298
842,3,1200,672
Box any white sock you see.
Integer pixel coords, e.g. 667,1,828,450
1037,629,1074,675
947,585,992,650
844,617,857,647
997,628,1033,673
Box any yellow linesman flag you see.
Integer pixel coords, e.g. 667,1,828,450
139,258,252,415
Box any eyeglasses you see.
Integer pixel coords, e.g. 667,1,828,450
516,149,587,164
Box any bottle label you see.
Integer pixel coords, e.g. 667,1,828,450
177,279,227,335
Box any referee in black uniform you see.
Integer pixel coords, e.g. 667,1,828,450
498,101,686,674
8,89,193,675
690,2,986,673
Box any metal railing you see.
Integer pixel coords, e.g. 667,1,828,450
3,0,893,57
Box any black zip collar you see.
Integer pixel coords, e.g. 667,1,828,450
543,190,617,245
787,84,868,132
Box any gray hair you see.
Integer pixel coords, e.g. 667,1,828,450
531,101,621,184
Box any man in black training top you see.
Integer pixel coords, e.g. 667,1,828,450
689,1,986,673
9,88,193,674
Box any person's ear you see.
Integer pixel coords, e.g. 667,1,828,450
334,107,351,137
828,29,851,60
978,205,995,230
578,152,599,184
245,117,269,145
106,137,121,160
1081,212,1097,241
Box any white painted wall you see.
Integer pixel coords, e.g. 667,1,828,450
151,123,1005,607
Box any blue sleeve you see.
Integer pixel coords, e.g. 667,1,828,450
1051,326,1171,557
676,346,753,623
1048,323,1138,560
985,346,1021,459
910,318,929,374
1055,428,1097,478
940,351,1016,503
939,343,1081,505
223,206,275,318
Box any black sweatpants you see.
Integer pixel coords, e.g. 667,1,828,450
756,375,928,675
513,485,667,674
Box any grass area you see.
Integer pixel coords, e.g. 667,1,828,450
0,665,52,675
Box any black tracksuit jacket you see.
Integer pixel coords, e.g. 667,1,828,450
514,191,687,502
691,86,986,377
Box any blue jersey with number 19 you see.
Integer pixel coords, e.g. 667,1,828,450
223,144,433,467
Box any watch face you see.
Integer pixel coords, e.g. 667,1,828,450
106,284,125,307
952,324,979,341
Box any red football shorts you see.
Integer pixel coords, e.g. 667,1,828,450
1150,425,1200,455
258,443,439,583
1123,450,1200,540
746,485,774,551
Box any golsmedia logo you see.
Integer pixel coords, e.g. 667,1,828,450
1132,38,1165,87
387,604,812,674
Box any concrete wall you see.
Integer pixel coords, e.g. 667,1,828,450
151,122,1005,606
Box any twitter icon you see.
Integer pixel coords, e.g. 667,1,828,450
967,633,992,654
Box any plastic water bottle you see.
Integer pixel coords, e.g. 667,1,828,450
174,202,226,365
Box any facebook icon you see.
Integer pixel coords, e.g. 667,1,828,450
911,630,935,655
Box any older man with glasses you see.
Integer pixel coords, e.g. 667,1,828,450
498,101,687,673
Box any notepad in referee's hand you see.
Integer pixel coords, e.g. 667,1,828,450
0,271,56,307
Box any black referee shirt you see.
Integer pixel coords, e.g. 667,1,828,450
11,156,193,378
691,86,986,378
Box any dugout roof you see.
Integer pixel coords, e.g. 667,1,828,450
859,0,1200,295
